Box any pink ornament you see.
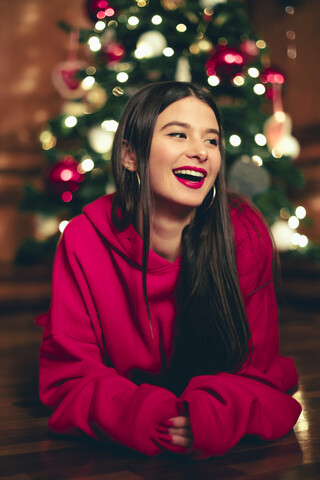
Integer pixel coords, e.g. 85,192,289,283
240,40,259,61
206,46,245,78
48,156,84,198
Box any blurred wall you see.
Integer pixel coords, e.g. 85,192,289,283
0,0,319,263
247,0,320,243
0,0,90,263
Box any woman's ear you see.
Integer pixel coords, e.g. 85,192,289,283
121,141,137,171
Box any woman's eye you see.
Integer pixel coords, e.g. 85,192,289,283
206,138,218,146
168,132,187,138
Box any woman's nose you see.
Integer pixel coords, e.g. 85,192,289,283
186,140,208,162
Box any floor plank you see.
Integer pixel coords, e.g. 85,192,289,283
0,304,319,479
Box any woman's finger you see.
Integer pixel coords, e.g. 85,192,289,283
163,416,190,428
170,434,193,448
168,427,191,438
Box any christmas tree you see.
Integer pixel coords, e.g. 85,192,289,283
17,0,312,264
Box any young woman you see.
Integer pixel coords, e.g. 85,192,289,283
39,81,301,459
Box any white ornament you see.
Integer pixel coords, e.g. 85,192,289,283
199,0,227,7
175,57,192,82
270,220,294,251
88,126,115,153
35,214,59,240
264,111,300,158
278,135,300,159
264,112,292,151
135,31,167,58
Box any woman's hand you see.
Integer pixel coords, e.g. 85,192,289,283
158,416,193,449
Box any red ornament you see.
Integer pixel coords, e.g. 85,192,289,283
52,60,87,99
48,156,84,201
101,42,125,64
85,0,115,22
260,66,285,100
206,46,245,78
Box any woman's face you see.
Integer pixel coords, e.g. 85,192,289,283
148,96,221,215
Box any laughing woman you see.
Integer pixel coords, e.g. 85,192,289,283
39,81,301,459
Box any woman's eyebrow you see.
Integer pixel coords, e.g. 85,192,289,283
160,121,189,130
160,121,219,135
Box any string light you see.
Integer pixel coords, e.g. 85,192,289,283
248,67,260,78
176,23,187,32
59,220,69,233
116,72,129,83
189,44,200,54
229,135,241,147
233,75,245,86
40,131,56,150
95,21,106,31
256,39,266,49
128,16,139,27
254,133,267,146
79,157,94,173
285,6,295,14
86,66,96,75
280,207,291,220
198,39,212,52
291,232,308,248
299,235,308,248
253,83,266,95
82,76,95,90
285,5,297,59
88,36,101,52
286,30,296,40
108,20,118,28
296,206,306,219
64,116,77,128
152,15,162,25
252,155,263,166
204,7,213,16
163,47,174,57
288,215,299,229
208,75,220,86
287,48,297,59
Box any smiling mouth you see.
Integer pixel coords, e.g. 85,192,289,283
172,168,207,183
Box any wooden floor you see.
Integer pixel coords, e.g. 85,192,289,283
0,300,320,479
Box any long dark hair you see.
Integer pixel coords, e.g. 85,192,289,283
111,81,251,394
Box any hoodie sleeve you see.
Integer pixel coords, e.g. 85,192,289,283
39,223,183,457
179,203,301,459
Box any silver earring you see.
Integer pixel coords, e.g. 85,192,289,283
204,185,216,211
136,171,141,188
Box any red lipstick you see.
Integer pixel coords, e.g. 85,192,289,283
172,166,207,189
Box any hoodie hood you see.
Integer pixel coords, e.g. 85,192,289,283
83,194,181,272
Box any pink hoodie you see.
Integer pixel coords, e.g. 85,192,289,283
39,194,301,459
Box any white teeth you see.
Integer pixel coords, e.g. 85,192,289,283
173,169,205,178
